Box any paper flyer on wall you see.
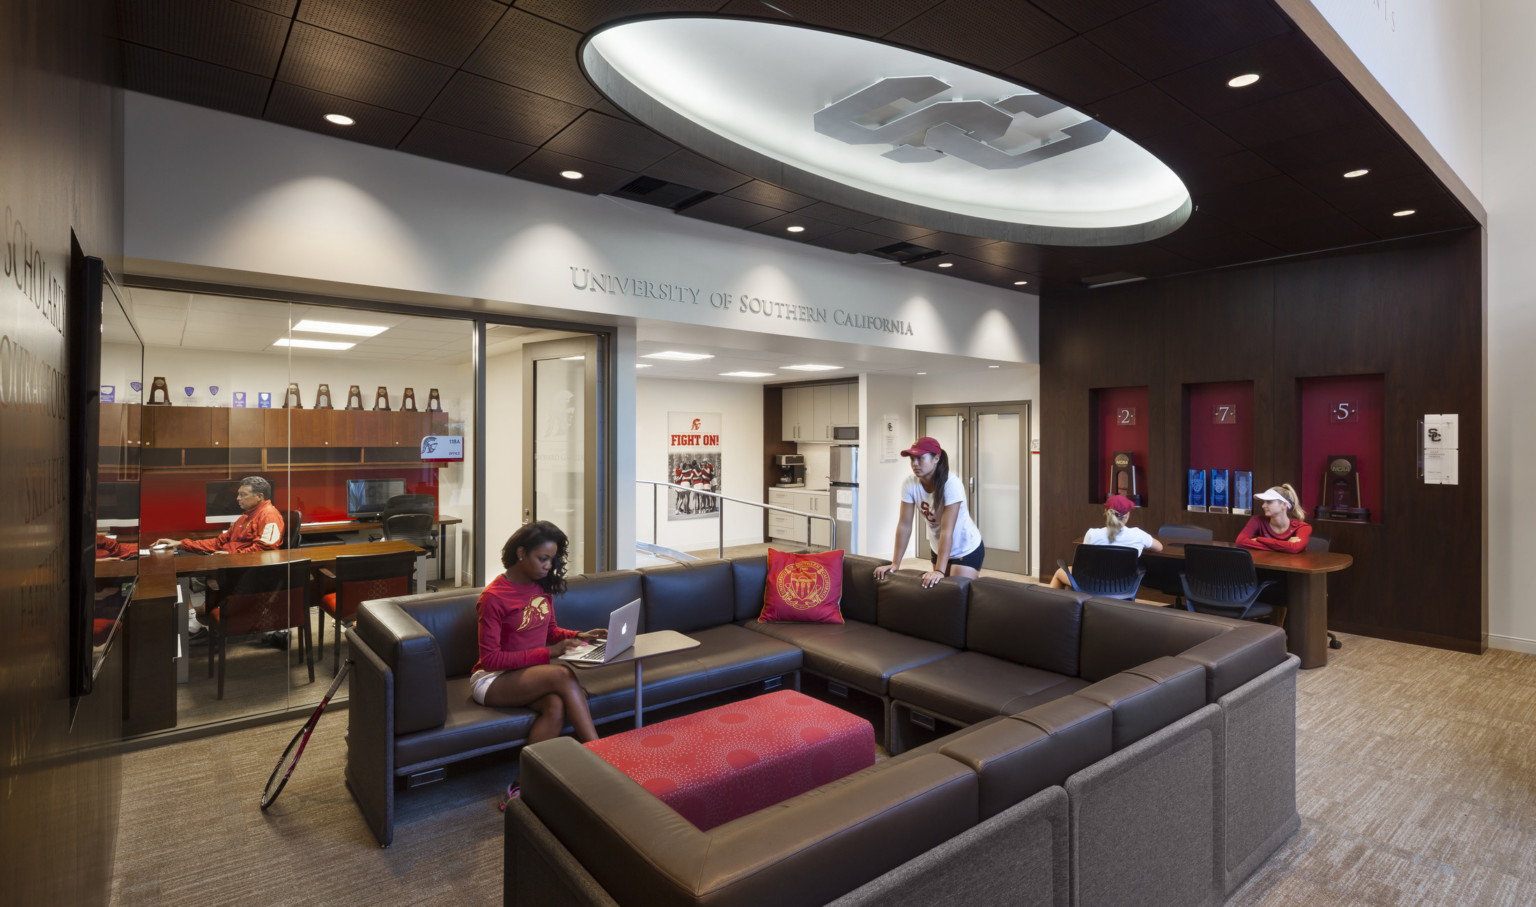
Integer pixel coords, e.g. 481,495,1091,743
882,413,900,461
668,412,721,520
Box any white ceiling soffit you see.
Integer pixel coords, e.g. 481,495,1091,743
583,17,1191,246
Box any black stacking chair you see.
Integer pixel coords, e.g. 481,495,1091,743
1307,535,1343,649
1179,544,1277,622
1056,544,1145,600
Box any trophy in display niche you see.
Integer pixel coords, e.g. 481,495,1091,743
426,388,443,413
401,388,418,412
147,376,172,405
283,382,303,408
345,385,364,410
1208,469,1230,514
313,384,334,410
373,386,391,411
1317,455,1370,521
1108,451,1141,505
1187,468,1207,512
1232,471,1254,515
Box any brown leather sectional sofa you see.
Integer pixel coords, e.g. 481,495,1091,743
346,554,1299,906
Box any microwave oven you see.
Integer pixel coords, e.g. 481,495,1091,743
831,425,859,441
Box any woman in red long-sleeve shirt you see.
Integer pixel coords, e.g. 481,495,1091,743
469,521,605,750
1236,484,1312,553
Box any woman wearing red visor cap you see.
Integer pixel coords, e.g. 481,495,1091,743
873,437,985,588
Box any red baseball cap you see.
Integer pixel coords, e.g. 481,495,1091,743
1105,494,1136,516
900,437,942,458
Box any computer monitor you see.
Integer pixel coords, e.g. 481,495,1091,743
346,478,407,519
96,481,140,527
205,478,277,525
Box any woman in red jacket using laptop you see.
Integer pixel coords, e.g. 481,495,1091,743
1236,484,1312,553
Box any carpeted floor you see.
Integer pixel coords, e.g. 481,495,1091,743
109,632,1536,906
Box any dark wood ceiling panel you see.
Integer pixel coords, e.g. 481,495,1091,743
972,241,1044,272
264,82,419,148
122,0,292,76
425,72,584,145
905,255,1035,288
1246,212,1376,255
1005,37,1145,107
725,180,816,212
1089,84,1243,171
545,111,678,171
514,0,727,33
676,194,781,228
886,0,1075,72
297,0,506,66
794,203,880,228
717,0,942,36
123,44,272,118
1179,149,1281,198
1153,32,1334,121
1085,0,1291,81
1356,188,1469,238
1029,242,1197,282
463,9,604,108
859,219,937,241
746,212,843,241
277,23,455,115
1150,212,1281,268
804,229,895,255
399,120,537,173
644,150,751,195
1026,0,1157,33
232,0,298,15
1209,80,1375,150
1197,175,1346,230
908,231,998,255
509,149,638,195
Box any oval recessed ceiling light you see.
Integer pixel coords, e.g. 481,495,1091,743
1393,209,1416,217
559,170,584,180
988,365,1000,369
937,262,953,268
786,225,805,233
916,371,927,376
1343,169,1370,179
583,18,1191,245
1227,73,1261,88
324,113,355,126
1013,280,1029,286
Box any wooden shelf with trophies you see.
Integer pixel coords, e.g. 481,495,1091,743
1089,386,1149,506
1183,381,1254,516
1299,375,1382,524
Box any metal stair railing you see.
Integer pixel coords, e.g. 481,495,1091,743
637,480,836,560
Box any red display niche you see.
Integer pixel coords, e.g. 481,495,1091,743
140,468,439,539
1298,374,1383,523
1185,381,1255,472
1090,386,1149,505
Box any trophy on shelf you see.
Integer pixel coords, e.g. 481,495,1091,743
258,391,272,409
426,388,443,413
1187,468,1208,512
401,388,417,412
147,377,171,405
345,385,364,410
373,386,391,411
232,392,247,408
1208,469,1230,514
314,384,334,410
1317,455,1370,521
100,385,115,404
1232,470,1254,515
283,383,303,408
1108,451,1141,505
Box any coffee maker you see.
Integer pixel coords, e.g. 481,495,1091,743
775,454,806,487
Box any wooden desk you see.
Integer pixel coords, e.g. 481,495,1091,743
1140,542,1352,670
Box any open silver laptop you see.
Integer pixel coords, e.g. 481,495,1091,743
559,598,640,665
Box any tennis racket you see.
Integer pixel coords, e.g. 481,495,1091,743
261,658,352,810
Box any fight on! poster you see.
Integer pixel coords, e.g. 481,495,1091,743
668,412,721,521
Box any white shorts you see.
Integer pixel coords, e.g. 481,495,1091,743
470,669,502,705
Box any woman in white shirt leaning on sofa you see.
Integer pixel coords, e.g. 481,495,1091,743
873,437,985,589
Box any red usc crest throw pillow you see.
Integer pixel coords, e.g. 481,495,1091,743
760,548,844,623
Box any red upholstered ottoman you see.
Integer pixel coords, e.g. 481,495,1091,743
584,690,875,831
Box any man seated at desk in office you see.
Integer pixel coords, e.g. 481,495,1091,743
153,476,285,640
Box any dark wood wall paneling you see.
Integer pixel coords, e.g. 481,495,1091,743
1,0,125,902
1042,229,1484,653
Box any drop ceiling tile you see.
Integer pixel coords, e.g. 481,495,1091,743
1154,32,1334,121
887,0,1075,72
513,0,723,33
746,213,843,242
426,72,584,146
1247,212,1376,253
1209,80,1374,150
297,0,506,66
1005,37,1145,108
794,203,879,228
644,150,751,195
1180,150,1281,198
400,120,536,173
1085,0,1292,81
971,241,1043,271
725,181,818,212
544,111,678,171
904,256,1032,288
232,0,297,13
676,195,781,229
806,229,893,254
1196,175,1340,228
1088,84,1243,169
277,23,455,115
907,231,998,254
463,9,604,108
1027,0,1158,33
509,149,638,195
123,44,271,117
716,0,942,37
122,0,292,76
264,82,418,148
859,220,936,241
1150,211,1281,267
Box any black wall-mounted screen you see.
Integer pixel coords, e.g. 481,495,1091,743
346,478,406,518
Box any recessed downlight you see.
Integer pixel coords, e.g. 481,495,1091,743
1013,280,1029,286
916,371,927,376
292,319,388,337
274,338,355,351
1393,209,1416,217
786,225,806,233
636,363,653,368
988,365,1000,369
642,350,715,361
781,364,842,371
324,113,355,126
720,371,775,378
1343,169,1370,179
559,170,584,180
1227,73,1260,88
937,262,953,268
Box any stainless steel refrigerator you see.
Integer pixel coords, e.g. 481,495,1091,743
829,444,859,552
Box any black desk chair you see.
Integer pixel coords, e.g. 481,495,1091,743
371,494,438,559
1145,524,1215,606
317,552,416,674
206,560,313,699
280,509,302,549
1056,544,1145,600
1307,535,1343,650
1179,544,1278,623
